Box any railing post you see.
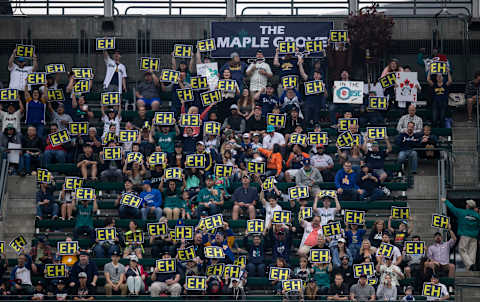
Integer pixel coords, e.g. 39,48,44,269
104,0,113,17
348,0,358,14
474,0,480,18
226,0,235,17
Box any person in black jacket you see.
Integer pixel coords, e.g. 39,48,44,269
245,235,265,277
268,224,293,265
19,125,43,176
36,183,59,220
357,165,385,202
68,252,98,290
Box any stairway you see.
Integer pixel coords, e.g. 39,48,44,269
455,272,480,302
451,119,478,188
0,175,37,258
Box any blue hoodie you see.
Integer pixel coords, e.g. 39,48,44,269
335,169,359,190
140,188,162,208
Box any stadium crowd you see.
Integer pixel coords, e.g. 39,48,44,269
0,36,479,302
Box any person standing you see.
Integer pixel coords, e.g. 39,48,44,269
8,47,38,91
103,49,127,93
427,69,452,128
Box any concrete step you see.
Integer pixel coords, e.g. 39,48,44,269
5,207,36,215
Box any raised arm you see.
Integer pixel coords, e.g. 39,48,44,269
298,58,308,81
273,48,280,67
171,52,177,70
446,69,453,86
8,48,16,70
426,70,434,87
32,53,38,72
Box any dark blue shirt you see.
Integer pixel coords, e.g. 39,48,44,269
232,186,258,204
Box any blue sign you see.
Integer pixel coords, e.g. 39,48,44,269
211,21,333,58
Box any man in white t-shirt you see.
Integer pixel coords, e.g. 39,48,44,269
260,187,282,229
426,274,449,301
375,232,403,266
246,49,273,94
103,50,127,93
313,194,341,226
262,125,286,150
0,101,24,132
8,47,38,91
310,144,335,181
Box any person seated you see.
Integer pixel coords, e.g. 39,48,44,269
104,250,128,296
232,175,258,220
149,252,182,297
140,180,163,221
124,255,147,295
362,138,391,183
396,122,421,174
356,165,385,202
295,158,323,197
419,125,438,159
396,104,423,134
36,183,59,220
335,161,361,201
310,144,335,182
136,71,164,110
76,144,98,180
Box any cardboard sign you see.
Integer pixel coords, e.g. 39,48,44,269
367,278,378,286
269,267,290,281
173,44,193,58
379,73,397,89
0,89,19,101
0,241,5,253
37,168,52,183
282,279,303,292
366,127,387,140
197,39,216,52
218,79,236,93
206,263,225,276
26,72,46,85
262,176,275,191
125,230,144,244
304,40,323,53
63,177,83,191
247,219,265,234
304,80,324,95
391,207,410,219
289,133,307,145
102,132,116,145
281,75,298,89
96,228,116,241
309,249,330,263
272,210,292,225
204,246,225,259
288,186,309,200
336,131,355,148
148,152,166,166
176,88,194,102
147,222,168,236
9,235,27,253
337,118,358,132
353,263,375,278
246,161,265,175
102,147,122,161
368,96,388,110
72,68,94,80
333,81,363,104
395,72,418,103
329,30,348,42
322,221,342,237
45,264,67,278
378,243,395,258
203,214,224,231
185,154,206,168
68,122,88,136
177,246,196,261
308,132,328,145
179,114,201,127
224,265,242,278
73,80,91,93
344,210,365,225
156,259,176,273
185,276,206,291
57,241,78,256
404,241,425,255
139,57,160,71
432,214,449,229
190,76,208,90
422,283,443,298
126,152,144,164
119,193,143,208
96,37,115,50
298,207,313,221
75,188,95,200
118,130,139,143
46,89,65,102
214,164,233,178
153,112,175,126
160,69,179,84
204,121,221,136
45,64,66,74
175,226,194,240
164,167,183,180
15,44,35,58
278,41,296,54
318,190,336,198
430,61,448,74
200,89,222,106
101,92,120,105
49,130,71,147
234,256,247,267
266,113,286,128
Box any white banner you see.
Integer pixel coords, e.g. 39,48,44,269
333,81,364,104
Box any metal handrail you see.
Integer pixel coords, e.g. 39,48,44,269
0,153,9,218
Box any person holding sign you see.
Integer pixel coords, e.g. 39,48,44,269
10,253,37,295
150,252,182,297
219,52,248,92
442,198,480,271
0,98,24,133
335,161,361,201
425,274,449,301
326,38,352,86
101,105,122,139
43,124,67,167
299,61,327,126
24,83,47,139
216,69,241,120
136,71,164,111
295,158,323,197
8,47,38,91
426,67,452,128
103,49,127,93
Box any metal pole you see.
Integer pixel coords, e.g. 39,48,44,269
348,0,358,14
104,0,113,18
226,0,235,17
473,0,480,18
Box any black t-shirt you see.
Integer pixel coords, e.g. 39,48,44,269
54,287,69,300
365,150,387,170
246,115,266,132
73,284,96,299
150,170,164,188
328,282,349,296
332,266,354,287
256,94,278,117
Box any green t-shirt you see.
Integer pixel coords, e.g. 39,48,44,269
75,203,93,228
154,131,176,153
313,266,330,288
197,187,221,204
186,175,200,190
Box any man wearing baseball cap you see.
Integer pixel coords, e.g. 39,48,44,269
349,274,375,301
442,197,480,270
8,46,38,91
425,224,456,278
104,250,127,296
